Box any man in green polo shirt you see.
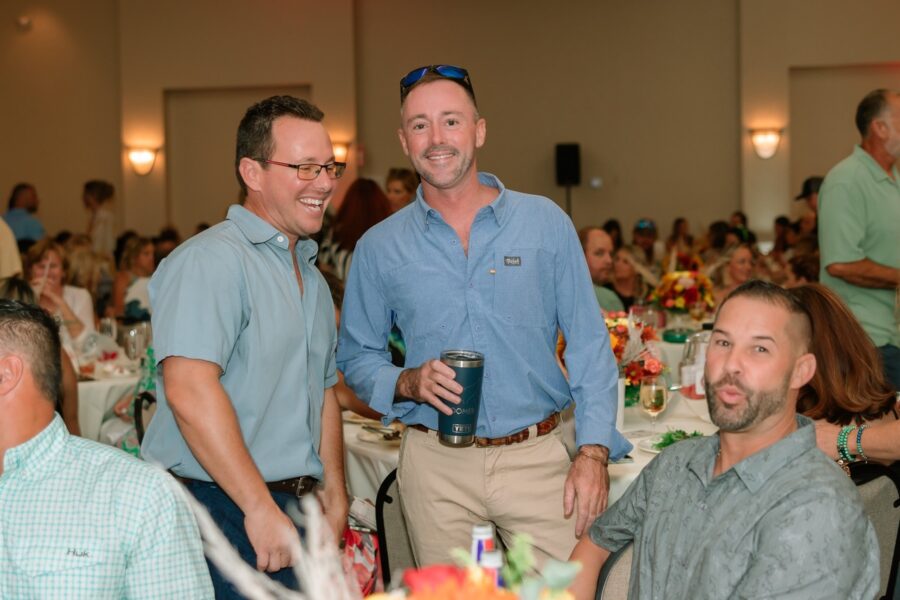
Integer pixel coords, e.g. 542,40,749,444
819,88,900,390
579,226,625,313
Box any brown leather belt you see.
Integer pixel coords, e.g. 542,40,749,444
410,412,560,447
173,474,319,499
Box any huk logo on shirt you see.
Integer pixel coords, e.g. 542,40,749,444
66,548,90,558
504,256,522,267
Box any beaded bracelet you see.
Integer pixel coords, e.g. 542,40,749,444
837,425,857,463
856,424,869,462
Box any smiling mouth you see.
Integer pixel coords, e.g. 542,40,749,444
298,198,326,209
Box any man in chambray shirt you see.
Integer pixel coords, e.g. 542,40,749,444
141,96,348,597
337,65,630,566
0,300,212,599
569,281,879,599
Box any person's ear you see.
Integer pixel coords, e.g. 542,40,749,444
397,127,410,157
238,157,264,193
789,352,816,390
475,117,487,149
0,354,25,397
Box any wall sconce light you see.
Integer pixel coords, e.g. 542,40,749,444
749,129,782,159
333,142,350,163
127,148,158,175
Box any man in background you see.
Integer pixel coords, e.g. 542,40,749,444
579,226,624,313
0,299,212,598
819,88,900,390
4,183,45,245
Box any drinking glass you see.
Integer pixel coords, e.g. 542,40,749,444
124,327,146,361
99,317,117,340
640,376,668,430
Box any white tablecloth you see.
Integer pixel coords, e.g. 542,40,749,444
343,393,716,505
77,376,140,441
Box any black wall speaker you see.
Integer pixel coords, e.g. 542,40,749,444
555,143,581,186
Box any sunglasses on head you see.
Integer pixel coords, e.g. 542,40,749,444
400,64,476,104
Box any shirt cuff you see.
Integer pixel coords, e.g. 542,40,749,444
369,364,404,418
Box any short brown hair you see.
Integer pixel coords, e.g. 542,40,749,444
25,239,68,276
0,299,62,405
235,95,325,195
717,279,811,352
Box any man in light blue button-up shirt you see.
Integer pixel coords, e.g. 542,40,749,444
141,96,347,597
338,66,630,566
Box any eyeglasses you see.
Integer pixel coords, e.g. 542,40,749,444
259,159,347,180
400,64,476,104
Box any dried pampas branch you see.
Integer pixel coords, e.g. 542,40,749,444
177,482,361,600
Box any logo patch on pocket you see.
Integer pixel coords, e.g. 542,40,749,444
503,256,522,267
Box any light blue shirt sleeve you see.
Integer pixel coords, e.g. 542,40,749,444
151,243,244,370
337,238,406,421
554,215,630,454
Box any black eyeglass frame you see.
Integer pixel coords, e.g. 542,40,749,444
399,64,476,105
258,159,347,180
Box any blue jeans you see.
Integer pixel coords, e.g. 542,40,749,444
879,344,900,392
184,480,304,599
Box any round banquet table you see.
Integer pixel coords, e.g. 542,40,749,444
77,376,140,441
342,392,717,505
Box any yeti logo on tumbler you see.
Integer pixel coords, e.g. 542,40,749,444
438,350,485,446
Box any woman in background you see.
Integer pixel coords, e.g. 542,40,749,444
790,284,897,465
711,244,754,305
112,236,155,321
605,245,647,312
384,167,418,213
0,276,80,435
25,239,95,352
317,178,393,280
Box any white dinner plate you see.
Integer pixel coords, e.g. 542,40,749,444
637,437,663,454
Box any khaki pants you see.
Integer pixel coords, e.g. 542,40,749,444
397,424,576,567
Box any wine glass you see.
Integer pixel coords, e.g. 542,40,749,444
640,376,668,431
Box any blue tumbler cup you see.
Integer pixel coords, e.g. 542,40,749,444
438,350,484,447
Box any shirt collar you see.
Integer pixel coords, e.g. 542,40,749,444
853,144,900,183
411,172,508,230
2,414,67,481
687,414,817,493
226,204,318,264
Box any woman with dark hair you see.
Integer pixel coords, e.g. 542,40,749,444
317,178,393,280
602,218,623,251
384,167,418,212
665,217,693,253
790,284,898,465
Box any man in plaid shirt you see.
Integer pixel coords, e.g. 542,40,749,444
0,299,212,599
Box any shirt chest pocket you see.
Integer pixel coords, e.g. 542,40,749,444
10,542,120,598
492,248,550,328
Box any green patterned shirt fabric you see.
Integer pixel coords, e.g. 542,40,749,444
0,415,213,599
591,415,879,599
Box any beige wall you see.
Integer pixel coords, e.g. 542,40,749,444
740,0,900,235
0,0,121,237
355,0,741,238
118,0,357,234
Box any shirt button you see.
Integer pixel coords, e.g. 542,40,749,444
277,236,284,243
469,283,474,289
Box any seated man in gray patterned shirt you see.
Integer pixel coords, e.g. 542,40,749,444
570,280,879,600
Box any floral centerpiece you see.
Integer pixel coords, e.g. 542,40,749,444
605,311,663,406
650,270,715,314
650,270,715,342
663,250,704,274
367,536,578,600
